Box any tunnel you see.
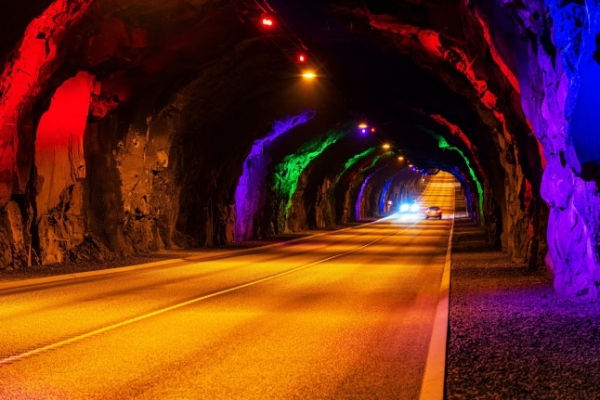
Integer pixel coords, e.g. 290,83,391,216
0,0,598,299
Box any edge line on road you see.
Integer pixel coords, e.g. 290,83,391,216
418,189,455,400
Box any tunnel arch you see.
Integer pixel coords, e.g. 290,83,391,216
7,0,600,298
290,137,382,231
234,110,316,242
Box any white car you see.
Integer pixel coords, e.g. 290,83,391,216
424,206,442,219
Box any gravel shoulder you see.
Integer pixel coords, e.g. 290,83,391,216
446,219,600,399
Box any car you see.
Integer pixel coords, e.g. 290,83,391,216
424,206,442,219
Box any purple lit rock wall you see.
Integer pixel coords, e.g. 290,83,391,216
504,0,600,297
355,168,384,220
234,110,315,241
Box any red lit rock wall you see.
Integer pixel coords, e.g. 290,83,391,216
0,0,93,206
0,1,94,268
34,72,93,264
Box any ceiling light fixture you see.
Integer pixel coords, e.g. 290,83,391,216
301,70,317,80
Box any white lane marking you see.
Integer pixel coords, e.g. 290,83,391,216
0,213,416,292
0,222,409,366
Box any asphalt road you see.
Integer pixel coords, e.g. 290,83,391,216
0,173,456,400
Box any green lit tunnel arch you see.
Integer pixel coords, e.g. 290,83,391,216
272,130,396,231
269,121,482,233
416,125,484,222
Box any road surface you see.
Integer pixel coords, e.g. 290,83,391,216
0,172,456,399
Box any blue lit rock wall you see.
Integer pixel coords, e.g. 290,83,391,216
510,0,600,297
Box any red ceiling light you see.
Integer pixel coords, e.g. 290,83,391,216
260,14,275,27
297,53,307,63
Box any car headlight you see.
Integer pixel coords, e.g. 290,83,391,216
410,203,420,212
400,203,410,212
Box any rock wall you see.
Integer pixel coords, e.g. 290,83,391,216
0,0,94,206
235,111,316,240
489,0,600,298
0,0,559,294
0,202,28,270
364,1,546,268
34,72,93,264
115,103,182,252
314,177,335,229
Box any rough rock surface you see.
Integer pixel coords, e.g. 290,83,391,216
505,0,600,297
4,0,599,300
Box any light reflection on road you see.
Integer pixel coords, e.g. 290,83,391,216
0,172,458,400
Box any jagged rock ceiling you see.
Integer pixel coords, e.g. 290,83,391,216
1,0,599,299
